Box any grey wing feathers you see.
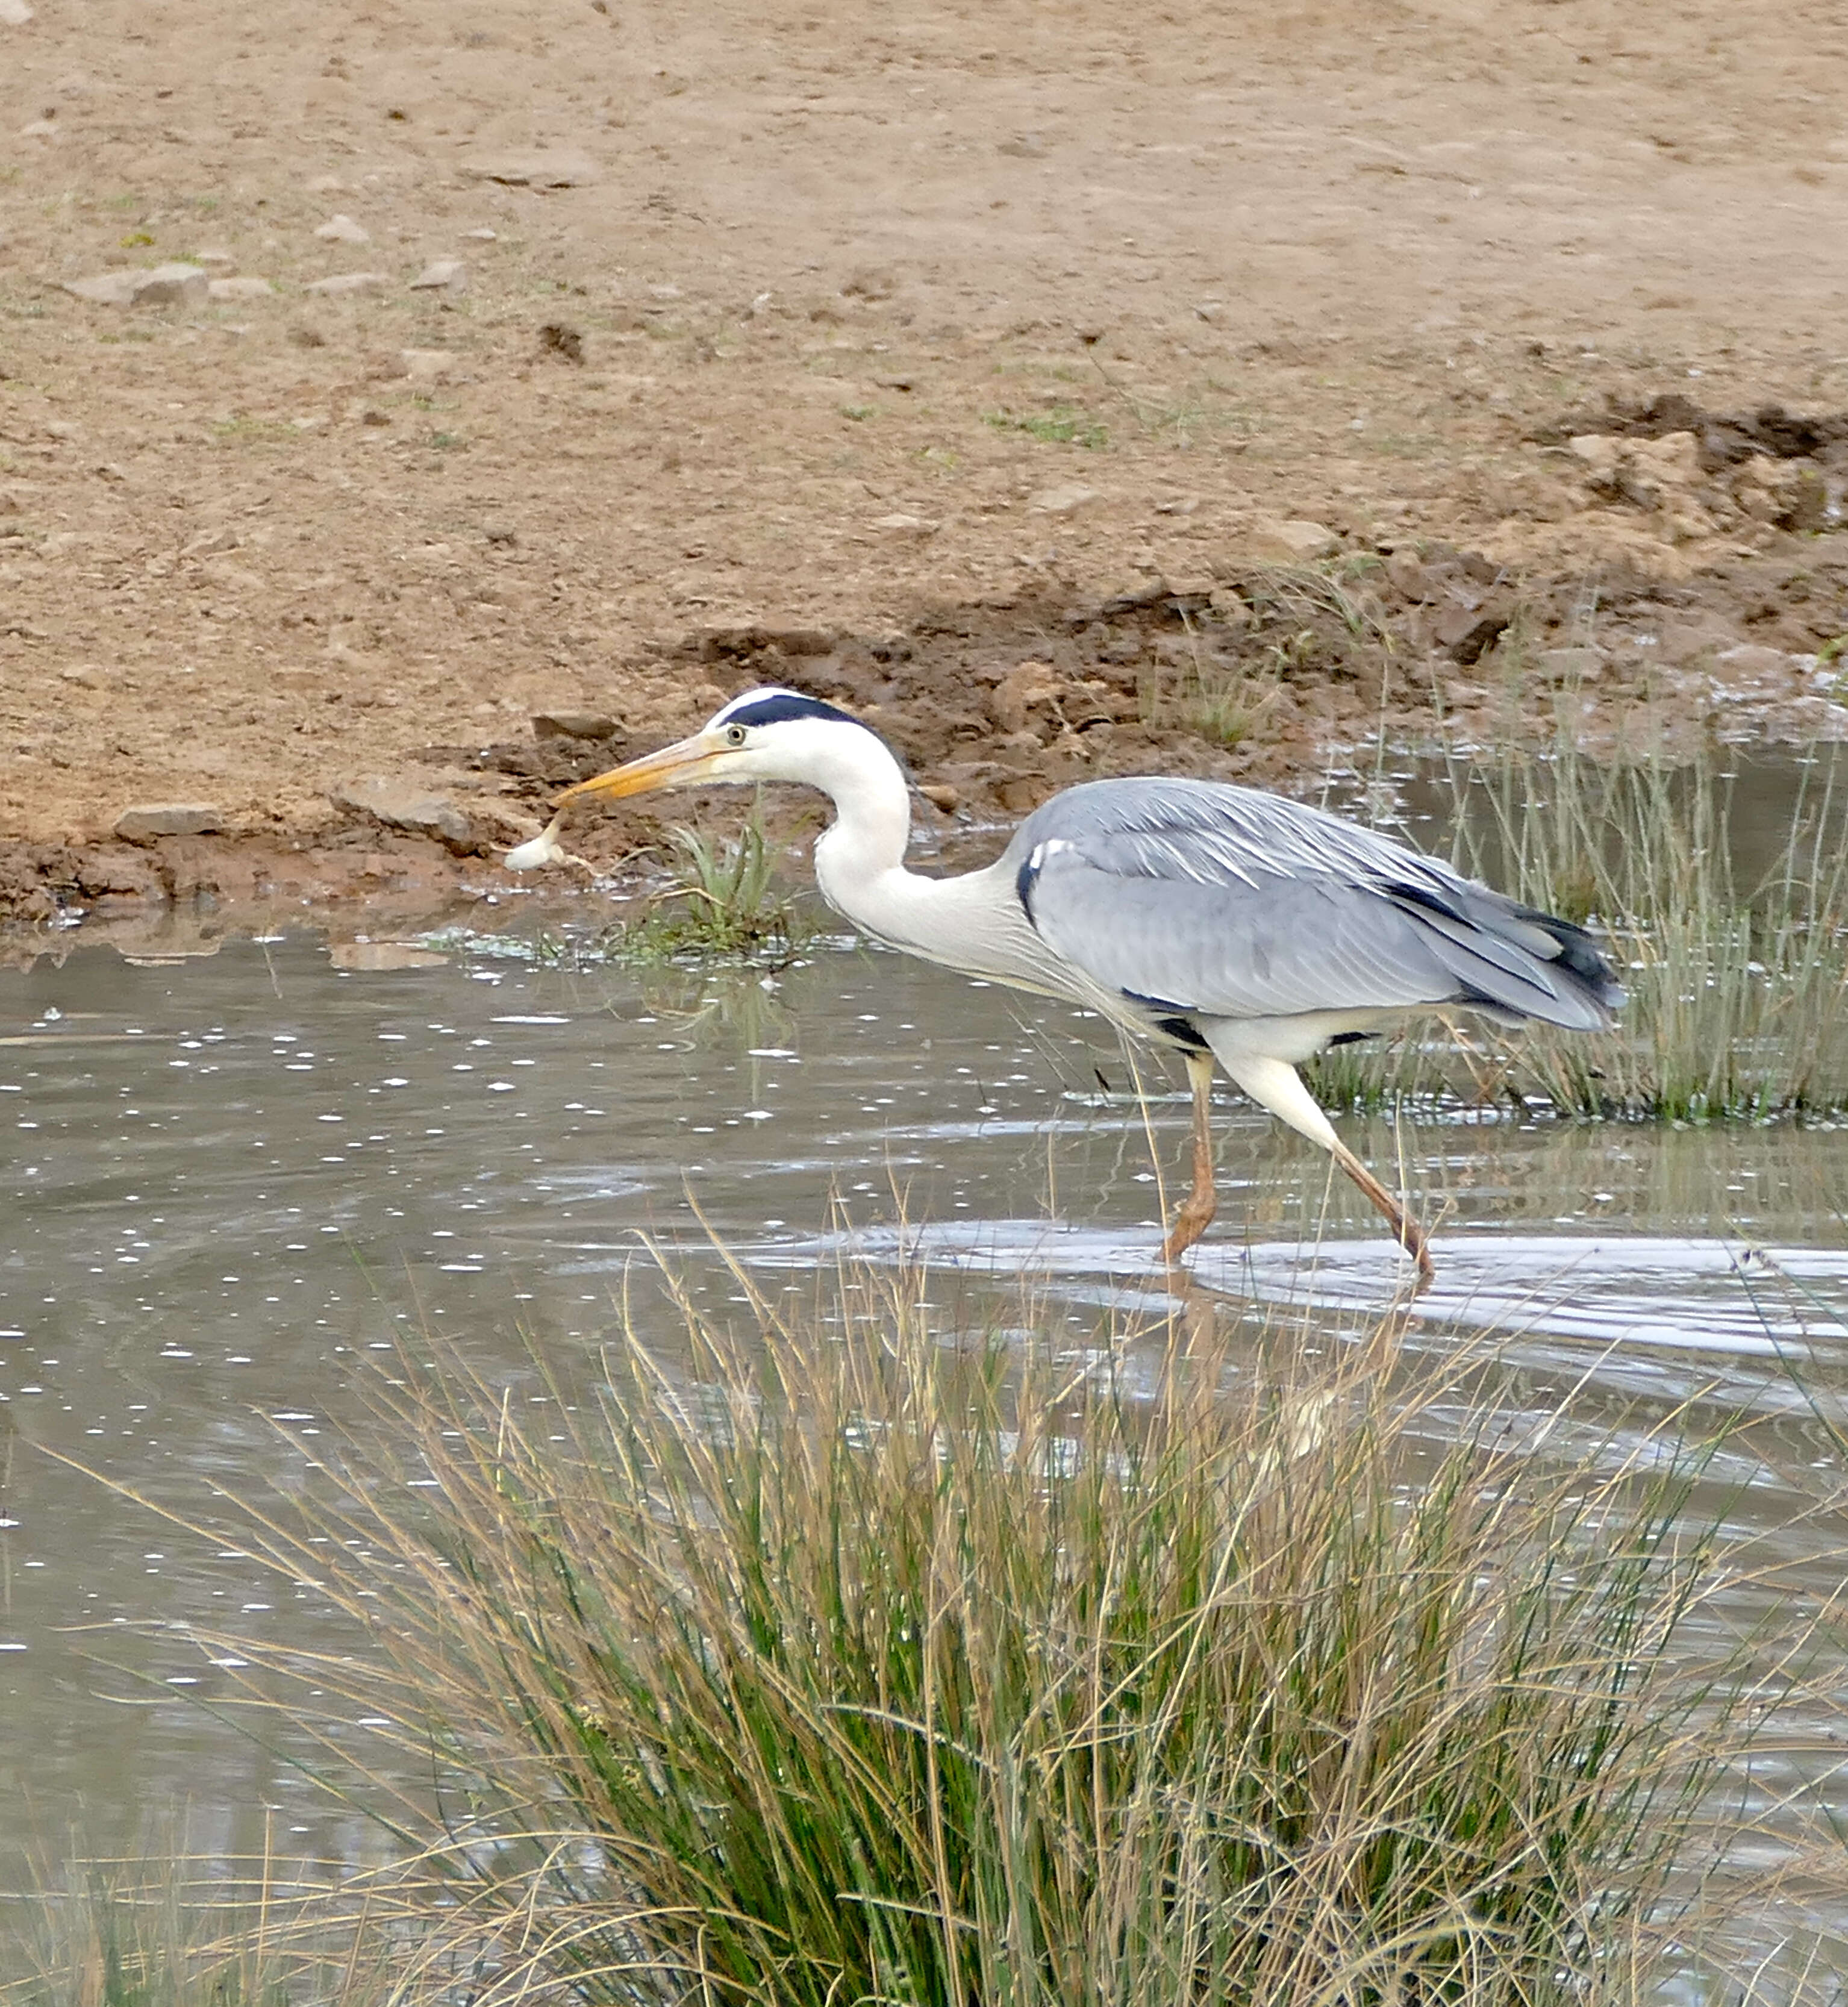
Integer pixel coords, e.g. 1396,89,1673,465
1010,778,1620,1031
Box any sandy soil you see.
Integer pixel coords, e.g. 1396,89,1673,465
1,0,1846,943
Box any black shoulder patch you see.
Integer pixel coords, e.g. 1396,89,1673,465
1120,988,1209,1049
722,690,864,731
1153,1015,1211,1052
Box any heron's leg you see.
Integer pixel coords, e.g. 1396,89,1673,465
1207,1044,1436,1285
1160,1050,1219,1263
1326,1138,1435,1287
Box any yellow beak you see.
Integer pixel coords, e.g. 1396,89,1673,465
558,730,728,805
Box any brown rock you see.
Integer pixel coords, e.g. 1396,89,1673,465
1249,517,1340,563
988,659,1062,735
114,802,225,843
1026,483,1099,516
63,263,210,310
327,777,478,852
532,711,619,741
409,258,468,293
1434,601,1512,666
461,150,600,188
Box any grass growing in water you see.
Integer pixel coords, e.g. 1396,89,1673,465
620,811,811,964
93,1260,1755,2006
1311,737,1848,1122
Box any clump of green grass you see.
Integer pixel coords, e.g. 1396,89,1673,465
163,1264,1746,2007
620,811,811,964
982,405,1108,449
1312,737,1848,1123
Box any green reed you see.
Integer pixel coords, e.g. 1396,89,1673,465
1311,738,1848,1122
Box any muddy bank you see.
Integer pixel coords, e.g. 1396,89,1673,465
4,0,1848,949
5,516,1846,956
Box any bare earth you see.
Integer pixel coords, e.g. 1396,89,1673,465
1,0,1846,942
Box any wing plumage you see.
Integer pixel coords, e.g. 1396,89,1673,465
1007,778,1620,1032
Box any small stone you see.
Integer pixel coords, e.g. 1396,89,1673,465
305,174,346,193
532,711,619,740
1435,601,1512,665
1026,483,1099,515
917,782,960,814
1627,431,1702,491
0,0,34,25
328,776,478,852
871,511,937,535
63,262,210,309
133,263,209,307
1249,517,1340,563
460,149,599,187
63,270,141,307
193,248,234,265
208,275,273,301
114,802,224,843
409,258,467,292
988,659,1063,734
303,271,386,296
399,348,457,382
1567,433,1624,476
462,226,498,241
314,213,371,245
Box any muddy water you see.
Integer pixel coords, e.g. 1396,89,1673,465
1,928,1847,1915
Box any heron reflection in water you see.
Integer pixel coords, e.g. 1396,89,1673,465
516,686,1619,1284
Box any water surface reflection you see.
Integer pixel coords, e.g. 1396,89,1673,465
1,932,1845,1900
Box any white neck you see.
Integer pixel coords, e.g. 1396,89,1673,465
799,727,1026,979
808,729,926,937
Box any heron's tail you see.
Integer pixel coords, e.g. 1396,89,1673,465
1381,881,1623,1031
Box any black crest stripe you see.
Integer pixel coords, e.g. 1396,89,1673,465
723,692,863,731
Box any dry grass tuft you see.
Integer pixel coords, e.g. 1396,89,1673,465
36,1252,1764,2006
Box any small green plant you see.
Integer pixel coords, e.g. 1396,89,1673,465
621,810,810,963
838,402,876,421
982,405,1108,449
211,415,296,449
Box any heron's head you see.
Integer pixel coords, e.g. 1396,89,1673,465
559,686,884,805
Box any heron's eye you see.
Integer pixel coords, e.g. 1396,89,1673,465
723,723,748,748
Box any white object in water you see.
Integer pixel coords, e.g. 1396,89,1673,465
502,816,566,871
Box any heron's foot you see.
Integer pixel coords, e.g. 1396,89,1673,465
1329,1138,1435,1291
1399,1217,1437,1294
1160,1184,1217,1264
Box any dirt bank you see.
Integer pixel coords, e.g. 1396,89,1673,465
2,0,1846,947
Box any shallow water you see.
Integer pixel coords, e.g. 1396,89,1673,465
1,926,1847,1928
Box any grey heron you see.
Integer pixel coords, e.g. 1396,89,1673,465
546,685,1621,1281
